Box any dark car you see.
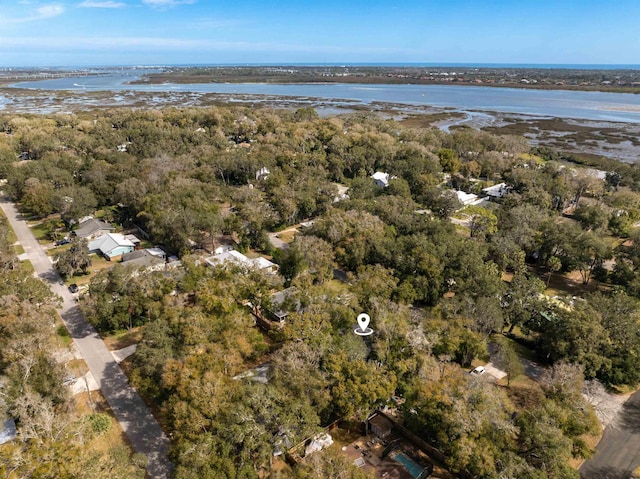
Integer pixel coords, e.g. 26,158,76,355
55,238,71,246
68,284,79,293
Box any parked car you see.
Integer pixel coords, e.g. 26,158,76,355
470,365,486,375
68,284,79,293
55,238,71,246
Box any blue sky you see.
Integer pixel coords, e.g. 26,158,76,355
1,0,639,66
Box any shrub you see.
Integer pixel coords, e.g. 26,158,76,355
88,412,112,434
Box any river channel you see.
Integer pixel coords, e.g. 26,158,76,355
9,72,640,124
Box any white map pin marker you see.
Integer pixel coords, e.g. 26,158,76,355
355,313,373,336
357,313,370,332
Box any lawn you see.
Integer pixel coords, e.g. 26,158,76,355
542,269,601,297
20,260,34,274
73,390,147,475
320,278,351,296
62,254,115,287
102,327,143,351
492,334,538,362
0,208,18,244
276,229,297,243
28,221,53,244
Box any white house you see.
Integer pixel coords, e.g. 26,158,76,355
204,250,279,274
251,256,279,274
481,182,509,199
456,190,480,206
371,171,396,188
88,233,135,260
214,243,234,255
205,250,254,269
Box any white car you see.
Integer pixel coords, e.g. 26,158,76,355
470,366,486,375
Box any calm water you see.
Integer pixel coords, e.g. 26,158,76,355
11,73,640,123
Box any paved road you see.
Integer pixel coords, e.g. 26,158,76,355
0,198,172,478
581,389,640,479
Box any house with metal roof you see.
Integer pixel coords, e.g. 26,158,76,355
88,233,135,260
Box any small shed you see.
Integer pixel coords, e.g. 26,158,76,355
367,413,393,440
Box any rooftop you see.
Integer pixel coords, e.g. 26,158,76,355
74,218,114,238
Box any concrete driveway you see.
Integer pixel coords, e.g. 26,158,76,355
484,362,507,381
0,197,172,478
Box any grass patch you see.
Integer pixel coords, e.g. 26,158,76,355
47,243,71,256
0,209,18,244
138,239,155,249
543,269,601,297
12,244,25,255
610,383,638,395
570,432,602,470
102,327,143,351
66,359,89,376
328,426,362,449
29,222,52,244
503,378,544,409
20,260,34,274
62,254,114,287
56,324,73,347
493,334,538,362
73,390,146,476
276,229,297,243
320,278,350,296
6,228,17,245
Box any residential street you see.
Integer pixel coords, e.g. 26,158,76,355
580,388,640,479
0,197,172,479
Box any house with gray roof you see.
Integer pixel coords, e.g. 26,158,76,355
122,249,166,271
74,218,114,239
265,287,301,324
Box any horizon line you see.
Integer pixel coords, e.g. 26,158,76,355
2,62,640,70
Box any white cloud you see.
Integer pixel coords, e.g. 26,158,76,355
0,4,64,23
79,1,127,7
35,4,64,18
194,17,243,29
141,0,196,8
0,35,423,57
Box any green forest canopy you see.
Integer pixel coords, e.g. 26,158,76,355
2,106,640,478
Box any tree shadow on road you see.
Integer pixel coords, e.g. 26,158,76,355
580,465,629,479
619,397,640,431
39,268,63,285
